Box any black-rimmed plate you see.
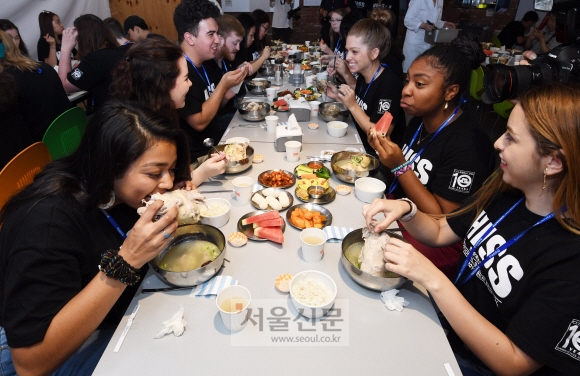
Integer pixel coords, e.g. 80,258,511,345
258,169,296,188
251,188,293,211
237,211,286,241
286,203,332,230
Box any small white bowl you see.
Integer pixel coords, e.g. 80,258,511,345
290,270,337,319
354,177,386,203
327,121,348,137
199,198,231,228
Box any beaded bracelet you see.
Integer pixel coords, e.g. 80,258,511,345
390,161,411,174
398,198,417,222
394,163,413,177
99,248,141,286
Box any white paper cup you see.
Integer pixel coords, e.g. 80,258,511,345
316,71,328,81
216,285,251,332
266,87,277,102
265,115,279,133
285,141,301,162
232,176,254,204
305,41,310,46
300,228,327,262
514,54,523,63
305,74,315,87
309,101,321,118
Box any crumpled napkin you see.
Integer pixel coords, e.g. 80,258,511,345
287,113,301,130
154,305,187,339
380,289,409,312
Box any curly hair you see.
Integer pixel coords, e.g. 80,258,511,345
417,34,486,105
173,0,220,43
111,38,183,122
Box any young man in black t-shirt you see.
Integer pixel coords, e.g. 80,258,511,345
173,0,247,162
497,11,538,49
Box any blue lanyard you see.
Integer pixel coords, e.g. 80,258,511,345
357,63,385,103
387,106,460,194
184,53,213,96
215,58,228,73
454,197,560,287
334,37,341,55
100,208,127,239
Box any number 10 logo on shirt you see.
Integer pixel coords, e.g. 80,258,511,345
556,319,580,361
449,169,474,193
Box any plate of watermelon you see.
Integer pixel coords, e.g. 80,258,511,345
237,210,286,243
272,98,289,112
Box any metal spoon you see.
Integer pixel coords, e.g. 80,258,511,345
203,138,221,155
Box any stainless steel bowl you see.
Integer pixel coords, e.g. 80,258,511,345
245,79,271,94
150,224,226,287
258,64,275,76
341,228,407,291
207,144,254,174
330,151,380,184
238,101,270,122
318,102,349,122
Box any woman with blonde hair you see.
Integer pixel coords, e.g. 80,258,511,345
363,82,580,375
0,30,70,142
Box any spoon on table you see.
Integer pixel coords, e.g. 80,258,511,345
203,138,222,155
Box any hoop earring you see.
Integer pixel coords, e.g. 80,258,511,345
99,191,115,210
542,168,548,191
444,101,448,111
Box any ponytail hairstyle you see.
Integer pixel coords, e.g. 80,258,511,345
417,34,485,106
347,18,391,61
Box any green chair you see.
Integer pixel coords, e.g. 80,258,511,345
470,66,484,101
42,106,88,160
490,35,502,48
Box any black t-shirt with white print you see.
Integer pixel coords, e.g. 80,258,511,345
446,192,580,375
36,38,77,65
391,114,495,203
178,58,224,160
353,66,405,155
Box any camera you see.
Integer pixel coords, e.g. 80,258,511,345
288,6,301,21
482,0,580,103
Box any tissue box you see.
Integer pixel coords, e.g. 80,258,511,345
275,125,303,152
288,100,311,122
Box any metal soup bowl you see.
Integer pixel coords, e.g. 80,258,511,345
341,228,407,291
258,65,275,76
238,101,270,122
318,102,349,122
150,224,226,287
207,144,254,174
330,151,379,184
245,79,271,94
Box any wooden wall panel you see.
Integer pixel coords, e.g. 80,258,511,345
109,0,180,41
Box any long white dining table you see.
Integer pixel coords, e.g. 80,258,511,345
92,81,462,376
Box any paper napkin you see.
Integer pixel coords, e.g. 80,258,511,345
323,226,354,243
190,275,238,298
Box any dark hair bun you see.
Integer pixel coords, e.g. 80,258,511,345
451,34,486,70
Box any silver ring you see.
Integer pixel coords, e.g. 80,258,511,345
164,232,170,239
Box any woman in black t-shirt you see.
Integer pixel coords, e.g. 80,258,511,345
367,36,494,278
363,82,580,376
0,100,190,375
36,10,76,67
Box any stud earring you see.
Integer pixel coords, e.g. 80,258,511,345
444,101,448,111
542,168,548,191
100,191,116,210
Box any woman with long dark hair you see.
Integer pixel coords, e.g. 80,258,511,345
250,9,270,60
363,83,580,376
111,38,228,186
236,13,270,76
58,14,122,108
0,100,190,375
36,10,75,67
0,19,29,57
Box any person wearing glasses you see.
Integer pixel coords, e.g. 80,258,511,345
250,9,270,60
319,0,355,47
320,8,347,58
402,0,455,73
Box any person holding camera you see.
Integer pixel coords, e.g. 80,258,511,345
271,0,293,43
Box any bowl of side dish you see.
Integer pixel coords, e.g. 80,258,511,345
330,151,380,184
289,270,337,319
207,144,254,174
341,228,407,291
245,78,271,94
150,224,226,287
199,198,231,228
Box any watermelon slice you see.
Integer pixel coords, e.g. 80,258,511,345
273,99,287,107
254,226,284,243
278,105,290,111
252,217,285,228
373,111,393,137
241,211,280,226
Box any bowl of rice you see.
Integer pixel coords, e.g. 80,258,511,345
199,198,231,228
289,270,337,319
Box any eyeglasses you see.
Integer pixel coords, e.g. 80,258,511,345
261,24,269,31
330,18,343,23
